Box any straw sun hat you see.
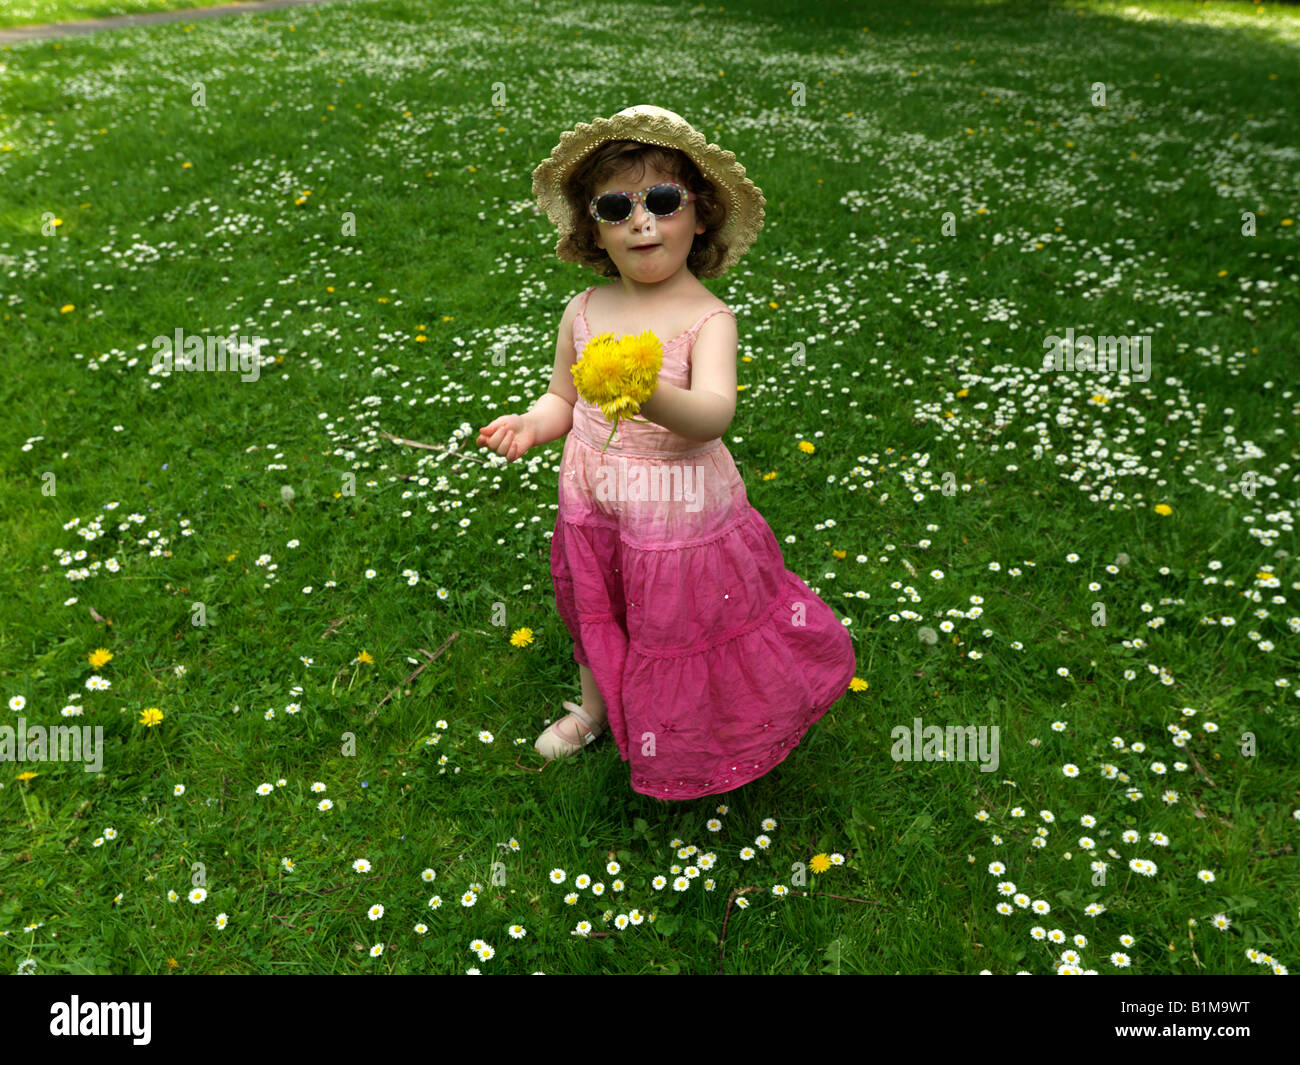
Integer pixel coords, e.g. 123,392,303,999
531,105,766,278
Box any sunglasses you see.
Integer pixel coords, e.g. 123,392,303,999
588,182,694,225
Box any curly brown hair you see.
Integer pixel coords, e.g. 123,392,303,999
557,140,731,279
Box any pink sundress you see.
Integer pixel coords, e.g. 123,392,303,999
549,284,857,800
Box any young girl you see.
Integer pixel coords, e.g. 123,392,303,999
477,105,856,801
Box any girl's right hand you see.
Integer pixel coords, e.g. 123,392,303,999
477,414,537,462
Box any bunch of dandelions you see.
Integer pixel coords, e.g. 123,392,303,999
570,330,663,451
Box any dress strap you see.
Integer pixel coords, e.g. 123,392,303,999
687,306,735,336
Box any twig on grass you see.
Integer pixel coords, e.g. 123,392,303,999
365,633,457,723
380,430,493,468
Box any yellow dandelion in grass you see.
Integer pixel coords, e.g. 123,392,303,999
510,628,534,648
60,304,75,313
570,331,664,450
88,648,113,668
1153,504,1173,516
139,707,164,727
797,440,815,454
357,649,374,664
809,853,832,875
16,770,39,783
849,676,869,692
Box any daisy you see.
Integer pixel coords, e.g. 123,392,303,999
1029,927,1047,941
761,818,777,831
256,783,273,796
477,945,495,961
370,944,383,957
1197,870,1215,883
1014,894,1031,908
367,904,384,921
1109,953,1131,967
1212,914,1231,930
652,875,668,890
1032,899,1051,914
173,784,185,797
1062,764,1079,778
739,847,756,861
606,860,621,875
1047,929,1066,944
574,921,593,937
564,893,578,905
461,891,477,907
614,914,630,930
1084,903,1106,917
414,923,429,934
317,799,333,811
997,882,1016,896
755,835,771,850
575,874,591,889
673,877,690,892
311,782,326,792
509,925,526,939
549,869,566,884
353,859,371,873
422,869,436,882
772,885,789,897
215,913,228,930
706,819,722,832
996,902,1013,915
1119,934,1135,947
188,888,207,904
987,861,1006,875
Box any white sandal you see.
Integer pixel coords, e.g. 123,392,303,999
535,699,605,760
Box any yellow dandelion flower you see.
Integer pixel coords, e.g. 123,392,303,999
88,648,113,668
357,649,374,664
1153,504,1172,516
763,471,777,481
956,388,969,397
16,770,40,782
510,627,534,648
832,549,846,559
571,331,664,450
60,304,75,313
809,853,832,875
798,441,815,454
849,677,869,692
139,707,164,727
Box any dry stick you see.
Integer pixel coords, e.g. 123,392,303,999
380,430,493,468
366,633,458,724
320,615,352,639
715,886,883,974
1187,747,1217,788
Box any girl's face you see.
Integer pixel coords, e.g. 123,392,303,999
591,163,706,283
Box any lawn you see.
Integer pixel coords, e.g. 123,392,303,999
1,0,1297,975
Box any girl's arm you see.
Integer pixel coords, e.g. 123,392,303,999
521,295,582,446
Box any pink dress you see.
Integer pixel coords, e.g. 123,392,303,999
550,284,857,801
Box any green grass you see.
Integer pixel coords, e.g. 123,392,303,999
1,0,1298,975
